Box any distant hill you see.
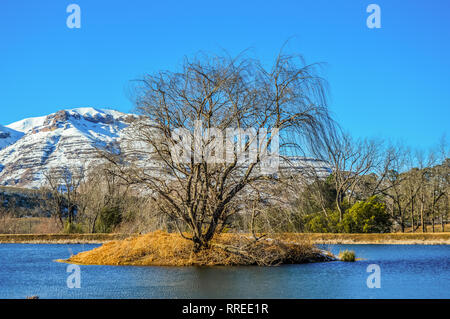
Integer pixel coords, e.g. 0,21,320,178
0,186,43,215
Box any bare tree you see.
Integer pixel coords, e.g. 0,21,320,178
78,163,131,233
325,132,379,221
103,51,335,251
42,166,85,228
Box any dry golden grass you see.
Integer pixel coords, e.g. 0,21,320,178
59,231,335,266
275,232,450,245
0,233,127,244
2,231,449,245
0,217,61,234
2,232,449,245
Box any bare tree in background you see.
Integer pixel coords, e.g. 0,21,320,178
42,166,85,228
78,163,131,233
325,132,379,221
103,51,335,251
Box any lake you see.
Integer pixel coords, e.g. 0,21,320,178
0,243,448,299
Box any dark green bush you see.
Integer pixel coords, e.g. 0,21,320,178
341,196,391,233
304,210,337,233
303,209,344,233
95,206,122,233
303,196,391,233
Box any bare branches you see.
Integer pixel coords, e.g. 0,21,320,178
324,131,380,220
102,51,335,250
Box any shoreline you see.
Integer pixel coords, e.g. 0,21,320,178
274,233,450,245
0,232,449,245
0,234,128,244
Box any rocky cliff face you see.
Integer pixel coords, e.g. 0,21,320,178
0,108,136,188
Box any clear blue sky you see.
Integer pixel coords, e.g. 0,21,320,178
1,0,449,150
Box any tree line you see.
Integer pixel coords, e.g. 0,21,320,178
246,135,449,234
26,134,447,236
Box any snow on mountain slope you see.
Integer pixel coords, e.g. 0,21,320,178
0,107,137,188
0,125,24,150
6,115,47,134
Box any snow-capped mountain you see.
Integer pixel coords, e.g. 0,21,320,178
0,107,137,188
0,125,24,150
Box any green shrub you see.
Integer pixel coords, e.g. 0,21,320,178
303,197,391,234
307,214,330,233
341,196,391,233
304,210,341,233
339,250,356,262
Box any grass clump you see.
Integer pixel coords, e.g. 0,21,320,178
339,250,356,262
58,230,335,266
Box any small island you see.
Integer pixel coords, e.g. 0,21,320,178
58,231,336,266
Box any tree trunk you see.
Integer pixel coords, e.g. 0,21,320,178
91,214,98,233
336,194,343,222
192,236,209,252
431,204,436,233
398,202,405,233
420,202,425,233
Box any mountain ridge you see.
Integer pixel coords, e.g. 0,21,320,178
0,107,137,189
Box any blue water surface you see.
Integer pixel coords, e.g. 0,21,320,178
0,243,448,299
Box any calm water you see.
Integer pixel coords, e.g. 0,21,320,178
0,243,448,299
